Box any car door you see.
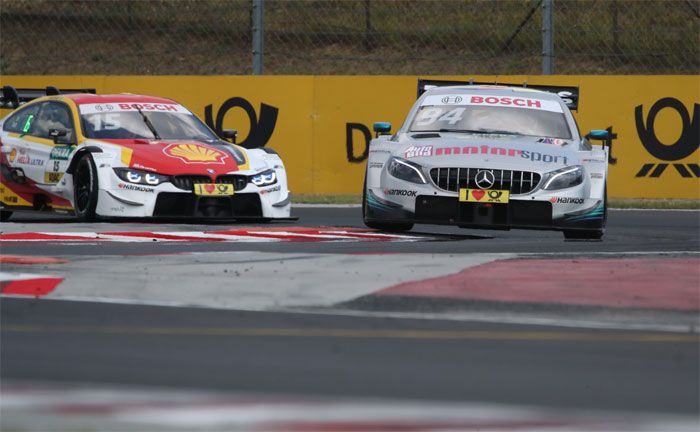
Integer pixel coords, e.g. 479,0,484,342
32,101,77,184
26,101,77,185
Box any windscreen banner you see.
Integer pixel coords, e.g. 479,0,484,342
1,75,697,198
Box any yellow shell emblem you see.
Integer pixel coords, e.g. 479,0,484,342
164,144,227,164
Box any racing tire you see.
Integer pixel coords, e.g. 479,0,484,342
362,173,414,232
73,153,99,221
563,183,607,240
0,210,12,222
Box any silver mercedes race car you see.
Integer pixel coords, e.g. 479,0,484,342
363,80,611,239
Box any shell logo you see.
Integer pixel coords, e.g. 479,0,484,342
163,143,228,164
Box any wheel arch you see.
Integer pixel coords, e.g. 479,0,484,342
66,146,103,174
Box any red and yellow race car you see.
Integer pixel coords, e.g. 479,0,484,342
0,86,291,221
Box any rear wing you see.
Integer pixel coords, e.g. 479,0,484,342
417,79,579,111
0,85,96,109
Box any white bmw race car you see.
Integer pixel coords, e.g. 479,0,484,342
0,86,291,221
363,80,611,239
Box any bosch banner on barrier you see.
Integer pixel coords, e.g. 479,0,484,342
1,75,698,198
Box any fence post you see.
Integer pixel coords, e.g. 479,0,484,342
252,0,264,75
542,0,554,74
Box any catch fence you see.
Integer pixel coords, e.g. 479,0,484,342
1,0,697,75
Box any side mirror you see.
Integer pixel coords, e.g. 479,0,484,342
373,122,392,138
586,130,609,141
48,128,71,145
221,129,237,144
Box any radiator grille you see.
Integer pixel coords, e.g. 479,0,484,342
216,175,248,191
430,168,541,195
171,175,213,191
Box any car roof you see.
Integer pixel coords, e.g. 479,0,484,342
424,85,561,101
61,93,178,105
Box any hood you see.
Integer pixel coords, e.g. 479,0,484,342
396,133,580,172
96,139,249,176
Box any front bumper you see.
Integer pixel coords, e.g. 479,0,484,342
94,170,291,219
366,191,604,231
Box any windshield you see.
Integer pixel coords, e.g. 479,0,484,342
409,101,572,140
79,102,218,141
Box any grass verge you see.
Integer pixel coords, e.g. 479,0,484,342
293,194,699,209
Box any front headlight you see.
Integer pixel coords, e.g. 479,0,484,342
114,168,169,186
387,157,427,184
250,169,277,186
542,165,584,190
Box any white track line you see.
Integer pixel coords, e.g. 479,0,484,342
157,232,278,242
0,272,53,282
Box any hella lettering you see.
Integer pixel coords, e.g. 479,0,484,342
470,96,541,109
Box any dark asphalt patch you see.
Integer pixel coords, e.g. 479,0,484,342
2,298,698,414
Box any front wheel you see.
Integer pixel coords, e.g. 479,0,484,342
73,153,99,221
362,173,414,232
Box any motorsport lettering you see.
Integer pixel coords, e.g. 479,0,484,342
405,144,568,164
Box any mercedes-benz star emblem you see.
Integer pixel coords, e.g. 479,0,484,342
475,170,495,190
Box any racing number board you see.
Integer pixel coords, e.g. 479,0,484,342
193,184,235,196
459,188,510,204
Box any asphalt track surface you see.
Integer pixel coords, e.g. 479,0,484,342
2,207,699,255
1,207,699,429
2,298,698,415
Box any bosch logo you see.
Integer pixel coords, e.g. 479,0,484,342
441,96,463,104
475,170,495,190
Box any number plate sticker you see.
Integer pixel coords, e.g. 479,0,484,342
193,183,234,196
459,188,510,204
